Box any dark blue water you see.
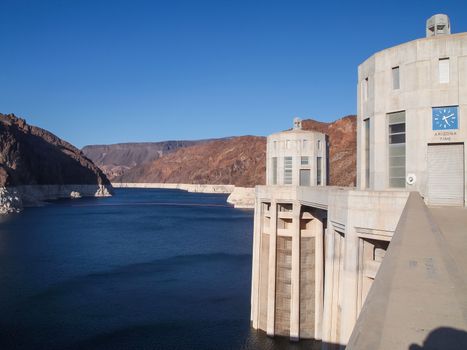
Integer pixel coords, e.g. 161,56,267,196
0,189,318,350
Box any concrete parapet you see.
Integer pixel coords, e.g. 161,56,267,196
347,192,467,349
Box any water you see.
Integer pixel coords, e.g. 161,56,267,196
0,189,318,350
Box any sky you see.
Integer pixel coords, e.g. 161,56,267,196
1,0,467,148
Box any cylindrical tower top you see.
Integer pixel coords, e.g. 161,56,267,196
426,14,451,37
293,117,302,130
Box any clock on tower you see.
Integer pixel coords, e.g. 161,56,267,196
432,106,459,130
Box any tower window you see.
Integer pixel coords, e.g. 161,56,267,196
299,169,310,186
272,157,278,185
439,58,450,83
388,111,406,188
364,118,370,188
284,157,293,185
363,77,369,101
392,66,400,90
316,157,322,186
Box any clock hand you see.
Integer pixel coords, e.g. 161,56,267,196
442,116,451,126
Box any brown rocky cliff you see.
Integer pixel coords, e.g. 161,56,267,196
0,113,111,187
114,136,266,187
82,139,217,180
302,115,357,187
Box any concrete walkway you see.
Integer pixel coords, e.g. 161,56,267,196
347,193,467,350
429,206,467,278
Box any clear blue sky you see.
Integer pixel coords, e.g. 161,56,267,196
1,0,467,148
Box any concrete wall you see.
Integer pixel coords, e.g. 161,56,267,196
357,32,467,205
250,185,409,345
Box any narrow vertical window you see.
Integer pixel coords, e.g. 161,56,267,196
299,169,310,186
392,66,400,89
363,77,368,101
284,157,293,185
388,111,406,188
272,157,277,185
364,118,370,188
439,58,450,83
316,157,322,186
317,140,321,151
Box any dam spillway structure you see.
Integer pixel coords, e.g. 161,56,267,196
250,14,467,348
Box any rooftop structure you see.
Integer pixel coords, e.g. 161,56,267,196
426,14,451,37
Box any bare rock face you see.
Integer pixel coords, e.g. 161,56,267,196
0,187,22,214
82,139,220,180
302,115,357,187
0,113,111,187
114,136,266,187
0,113,112,213
70,191,82,199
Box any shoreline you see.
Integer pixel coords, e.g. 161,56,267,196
0,182,255,214
112,183,256,209
0,184,113,215
111,182,235,194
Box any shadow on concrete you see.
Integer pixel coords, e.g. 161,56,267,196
409,327,467,350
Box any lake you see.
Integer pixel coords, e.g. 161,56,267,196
0,188,318,350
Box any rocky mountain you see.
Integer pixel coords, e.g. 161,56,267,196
0,113,112,213
82,139,220,180
302,115,357,187
113,115,357,187
114,136,266,187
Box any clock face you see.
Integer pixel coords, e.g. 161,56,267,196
432,106,459,130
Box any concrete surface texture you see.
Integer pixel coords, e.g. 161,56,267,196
226,187,255,208
347,193,467,350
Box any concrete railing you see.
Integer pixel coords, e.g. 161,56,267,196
346,192,467,349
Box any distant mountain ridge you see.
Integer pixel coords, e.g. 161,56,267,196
82,139,225,179
104,115,357,188
113,136,267,187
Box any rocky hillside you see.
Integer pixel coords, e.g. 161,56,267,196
0,113,111,187
82,140,216,180
114,136,266,187
302,115,357,187
113,115,356,187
